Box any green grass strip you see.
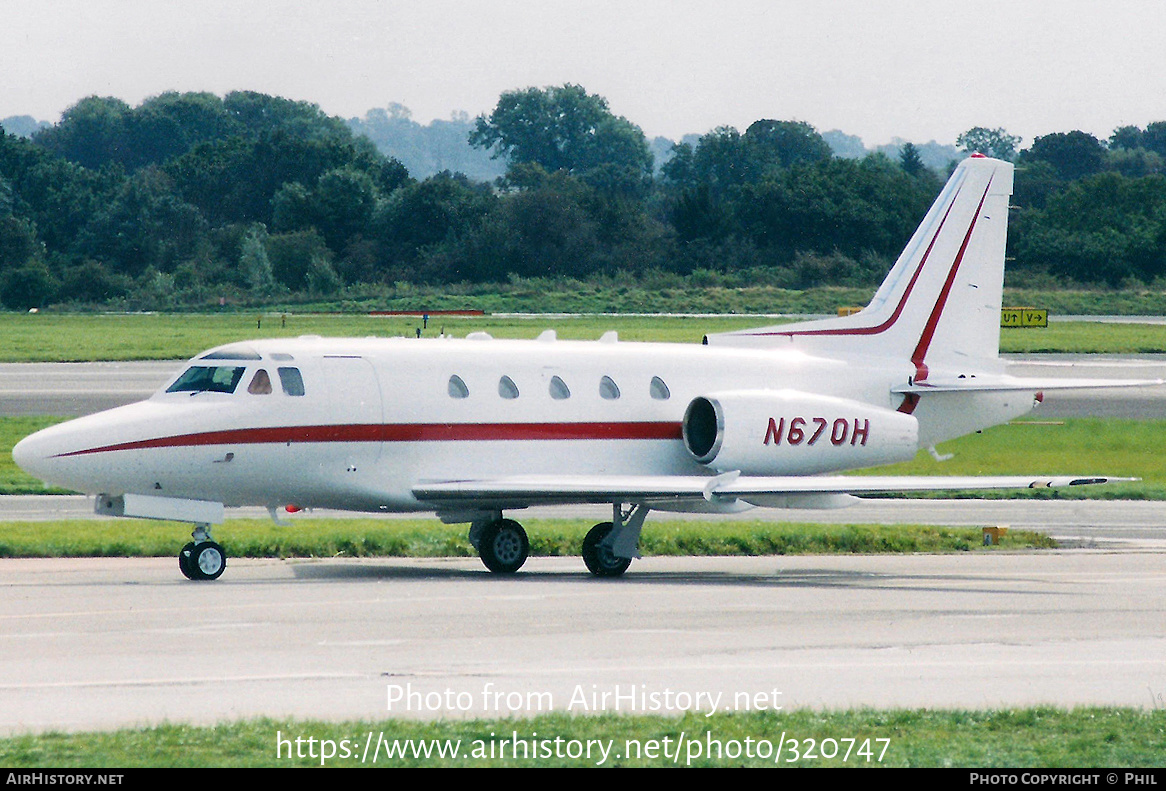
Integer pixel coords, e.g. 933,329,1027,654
0,518,1056,559
3,708,1164,767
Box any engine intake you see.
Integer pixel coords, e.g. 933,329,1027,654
682,389,919,476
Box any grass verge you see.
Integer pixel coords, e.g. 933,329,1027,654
2,708,1163,767
0,517,1056,559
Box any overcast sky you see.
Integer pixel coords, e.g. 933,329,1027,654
3,0,1166,148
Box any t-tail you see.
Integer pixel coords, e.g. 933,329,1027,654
706,154,1014,379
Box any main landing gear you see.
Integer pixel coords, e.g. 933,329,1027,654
581,504,648,578
468,504,648,578
470,516,530,574
581,522,632,577
179,524,227,581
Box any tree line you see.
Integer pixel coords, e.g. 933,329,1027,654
2,87,1166,310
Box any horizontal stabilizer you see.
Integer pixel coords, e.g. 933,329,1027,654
893,377,1165,395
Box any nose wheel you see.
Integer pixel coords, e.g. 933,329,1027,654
178,525,227,581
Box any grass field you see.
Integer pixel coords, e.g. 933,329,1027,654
3,708,1163,767
3,311,1166,361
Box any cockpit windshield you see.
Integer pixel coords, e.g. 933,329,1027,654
166,366,247,394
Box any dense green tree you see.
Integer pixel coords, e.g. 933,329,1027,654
1110,125,1144,151
77,167,206,277
734,155,938,261
662,121,830,193
0,214,41,270
1141,122,1166,158
899,142,924,176
239,224,276,296
266,228,333,291
744,120,833,170
222,91,350,142
0,261,58,309
56,259,133,304
33,96,133,170
127,92,238,168
311,166,378,249
660,127,751,195
956,127,1021,161
372,171,495,267
1011,171,1166,285
1022,131,1106,181
470,84,653,194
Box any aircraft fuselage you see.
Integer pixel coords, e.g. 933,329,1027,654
15,332,1006,513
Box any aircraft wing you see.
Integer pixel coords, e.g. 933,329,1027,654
412,473,1129,509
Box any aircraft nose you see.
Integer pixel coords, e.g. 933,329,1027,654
12,429,56,482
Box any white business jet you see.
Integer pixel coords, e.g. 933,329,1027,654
12,156,1149,580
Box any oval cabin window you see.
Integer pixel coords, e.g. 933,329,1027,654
650,376,671,400
549,375,571,400
498,375,519,399
599,376,620,400
448,375,469,399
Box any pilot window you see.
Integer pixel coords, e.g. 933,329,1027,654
448,375,469,399
549,375,570,400
650,376,671,400
498,375,519,399
199,345,262,360
166,366,246,394
277,367,305,396
599,375,621,400
247,369,273,395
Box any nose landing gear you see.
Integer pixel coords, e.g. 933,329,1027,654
179,524,227,581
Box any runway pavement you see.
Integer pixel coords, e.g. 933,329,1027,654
0,360,180,416
2,549,1165,735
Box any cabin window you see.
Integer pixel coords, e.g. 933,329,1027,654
448,375,469,399
247,369,273,395
599,375,621,400
277,367,305,396
549,375,570,400
650,376,671,400
498,375,519,399
166,366,246,394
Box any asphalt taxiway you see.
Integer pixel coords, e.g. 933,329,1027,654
2,550,1165,734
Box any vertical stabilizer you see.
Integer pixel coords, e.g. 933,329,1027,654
706,156,1015,378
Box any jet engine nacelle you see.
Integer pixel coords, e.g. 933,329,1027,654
681,389,919,475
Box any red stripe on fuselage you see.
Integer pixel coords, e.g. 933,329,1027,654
54,421,685,457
